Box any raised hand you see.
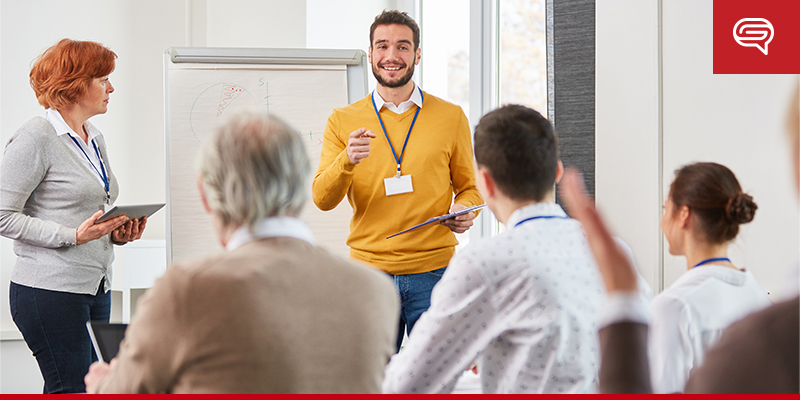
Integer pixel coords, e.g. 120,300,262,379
558,168,638,293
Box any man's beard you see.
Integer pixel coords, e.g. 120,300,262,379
372,62,415,88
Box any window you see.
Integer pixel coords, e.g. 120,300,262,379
417,0,548,242
499,0,547,114
419,0,471,115
419,0,473,248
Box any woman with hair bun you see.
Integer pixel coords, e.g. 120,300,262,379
0,39,146,393
650,162,771,393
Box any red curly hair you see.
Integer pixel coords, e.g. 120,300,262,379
29,39,117,110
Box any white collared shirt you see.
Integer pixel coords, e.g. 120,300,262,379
372,83,423,114
225,217,315,252
44,108,107,187
383,203,605,394
649,265,771,393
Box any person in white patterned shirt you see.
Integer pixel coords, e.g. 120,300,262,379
382,105,606,393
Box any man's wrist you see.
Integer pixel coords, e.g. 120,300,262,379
338,150,357,171
596,291,649,329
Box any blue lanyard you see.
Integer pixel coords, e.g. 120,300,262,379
68,135,110,202
514,215,569,228
371,87,423,178
692,257,731,269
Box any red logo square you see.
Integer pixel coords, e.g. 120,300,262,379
713,0,800,74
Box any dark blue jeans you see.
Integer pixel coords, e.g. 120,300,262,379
391,266,447,351
9,280,110,394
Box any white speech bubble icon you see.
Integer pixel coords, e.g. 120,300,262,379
733,18,774,55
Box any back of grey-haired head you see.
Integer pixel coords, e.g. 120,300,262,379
198,109,310,228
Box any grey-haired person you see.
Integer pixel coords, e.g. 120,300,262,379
84,110,399,393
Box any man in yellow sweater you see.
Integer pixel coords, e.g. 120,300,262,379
313,10,483,350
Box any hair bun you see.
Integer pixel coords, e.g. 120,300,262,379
725,193,757,224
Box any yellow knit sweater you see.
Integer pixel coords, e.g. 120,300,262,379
313,91,483,275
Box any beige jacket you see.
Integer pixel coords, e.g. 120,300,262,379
95,237,399,393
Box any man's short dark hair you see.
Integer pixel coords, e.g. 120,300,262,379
370,10,420,50
474,105,560,202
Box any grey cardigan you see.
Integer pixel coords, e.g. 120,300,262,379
0,117,119,294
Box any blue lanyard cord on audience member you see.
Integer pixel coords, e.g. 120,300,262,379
371,87,423,177
692,257,732,269
514,215,569,228
68,135,110,202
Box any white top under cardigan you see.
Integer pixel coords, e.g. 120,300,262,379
45,108,108,188
649,265,771,393
382,202,606,394
0,117,119,294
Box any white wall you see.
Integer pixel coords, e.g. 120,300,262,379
205,0,306,48
306,0,397,50
595,0,662,291
596,0,799,298
0,0,306,392
306,0,405,93
660,0,798,298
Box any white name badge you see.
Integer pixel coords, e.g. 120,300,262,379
384,174,414,196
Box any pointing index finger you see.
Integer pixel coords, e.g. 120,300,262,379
349,128,367,138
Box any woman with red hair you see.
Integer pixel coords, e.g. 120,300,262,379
0,39,146,393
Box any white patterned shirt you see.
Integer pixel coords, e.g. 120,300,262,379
382,202,605,393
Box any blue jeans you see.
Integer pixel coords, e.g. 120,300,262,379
390,266,447,351
9,280,110,394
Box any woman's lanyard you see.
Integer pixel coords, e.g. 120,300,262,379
692,257,731,269
371,87,423,178
514,215,569,228
68,135,110,203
